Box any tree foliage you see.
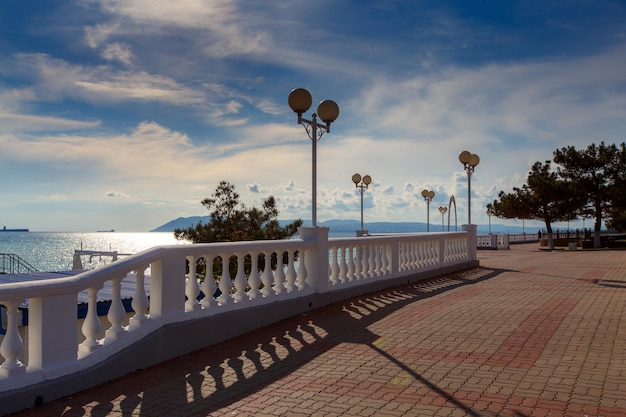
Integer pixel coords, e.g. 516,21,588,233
491,142,626,248
491,161,584,249
553,142,625,247
174,181,302,243
174,181,303,280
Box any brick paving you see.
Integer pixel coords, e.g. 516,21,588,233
7,243,626,417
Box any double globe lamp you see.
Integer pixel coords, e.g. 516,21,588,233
288,88,339,227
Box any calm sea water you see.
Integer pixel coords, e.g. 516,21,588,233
0,231,355,273
0,232,187,272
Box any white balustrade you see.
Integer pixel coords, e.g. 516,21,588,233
0,228,474,409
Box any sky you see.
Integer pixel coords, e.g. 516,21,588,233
1,0,626,232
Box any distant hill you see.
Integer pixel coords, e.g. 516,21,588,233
151,216,528,235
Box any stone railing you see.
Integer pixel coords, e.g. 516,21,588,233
0,226,477,415
477,233,510,250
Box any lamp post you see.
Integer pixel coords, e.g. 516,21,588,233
439,206,448,231
288,88,339,227
352,173,372,236
421,190,435,232
486,206,495,234
458,151,480,224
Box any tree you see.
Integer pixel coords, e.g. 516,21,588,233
553,142,625,248
174,181,303,280
606,143,626,232
491,161,584,250
174,181,302,243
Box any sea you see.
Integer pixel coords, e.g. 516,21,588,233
0,232,187,273
0,230,356,273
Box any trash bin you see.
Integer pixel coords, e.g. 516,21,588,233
568,242,577,250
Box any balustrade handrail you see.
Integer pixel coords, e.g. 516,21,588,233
0,240,310,300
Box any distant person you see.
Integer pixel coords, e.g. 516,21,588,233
538,230,542,240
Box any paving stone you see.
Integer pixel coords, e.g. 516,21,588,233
8,243,626,417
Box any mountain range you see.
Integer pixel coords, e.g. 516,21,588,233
151,216,530,235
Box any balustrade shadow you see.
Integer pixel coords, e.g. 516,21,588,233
17,266,511,417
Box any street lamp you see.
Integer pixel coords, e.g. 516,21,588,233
421,190,435,232
288,88,339,227
486,206,495,234
352,173,372,236
438,206,448,231
458,150,480,224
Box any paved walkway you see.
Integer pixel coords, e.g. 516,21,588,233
8,243,626,417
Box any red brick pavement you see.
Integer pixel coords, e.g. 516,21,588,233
7,243,626,417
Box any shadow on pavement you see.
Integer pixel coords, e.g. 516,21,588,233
13,266,511,417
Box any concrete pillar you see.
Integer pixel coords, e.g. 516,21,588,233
28,293,79,376
463,224,478,260
298,227,329,293
149,255,186,319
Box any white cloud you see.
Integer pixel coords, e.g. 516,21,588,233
0,113,101,132
105,191,131,198
102,42,134,66
16,54,205,105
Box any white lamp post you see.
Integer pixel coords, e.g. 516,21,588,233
439,206,448,231
288,88,339,227
458,151,480,224
421,190,435,232
352,173,372,236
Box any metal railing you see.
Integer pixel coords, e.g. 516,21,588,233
0,254,38,274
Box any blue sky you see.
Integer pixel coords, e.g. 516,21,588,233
1,1,625,232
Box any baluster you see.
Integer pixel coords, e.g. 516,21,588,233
285,250,297,292
261,251,274,297
79,286,102,353
233,253,247,302
373,243,381,277
369,244,376,278
296,250,308,289
354,244,363,280
339,246,348,283
217,254,233,305
346,245,355,281
361,243,370,279
201,254,218,307
130,269,149,328
421,241,429,267
415,241,423,269
415,241,422,268
361,244,368,278
406,242,414,269
330,245,340,285
431,240,438,266
185,255,201,311
105,276,127,343
274,251,286,294
380,243,389,275
0,300,26,376
247,252,261,299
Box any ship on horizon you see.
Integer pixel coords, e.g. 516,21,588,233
1,226,29,232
